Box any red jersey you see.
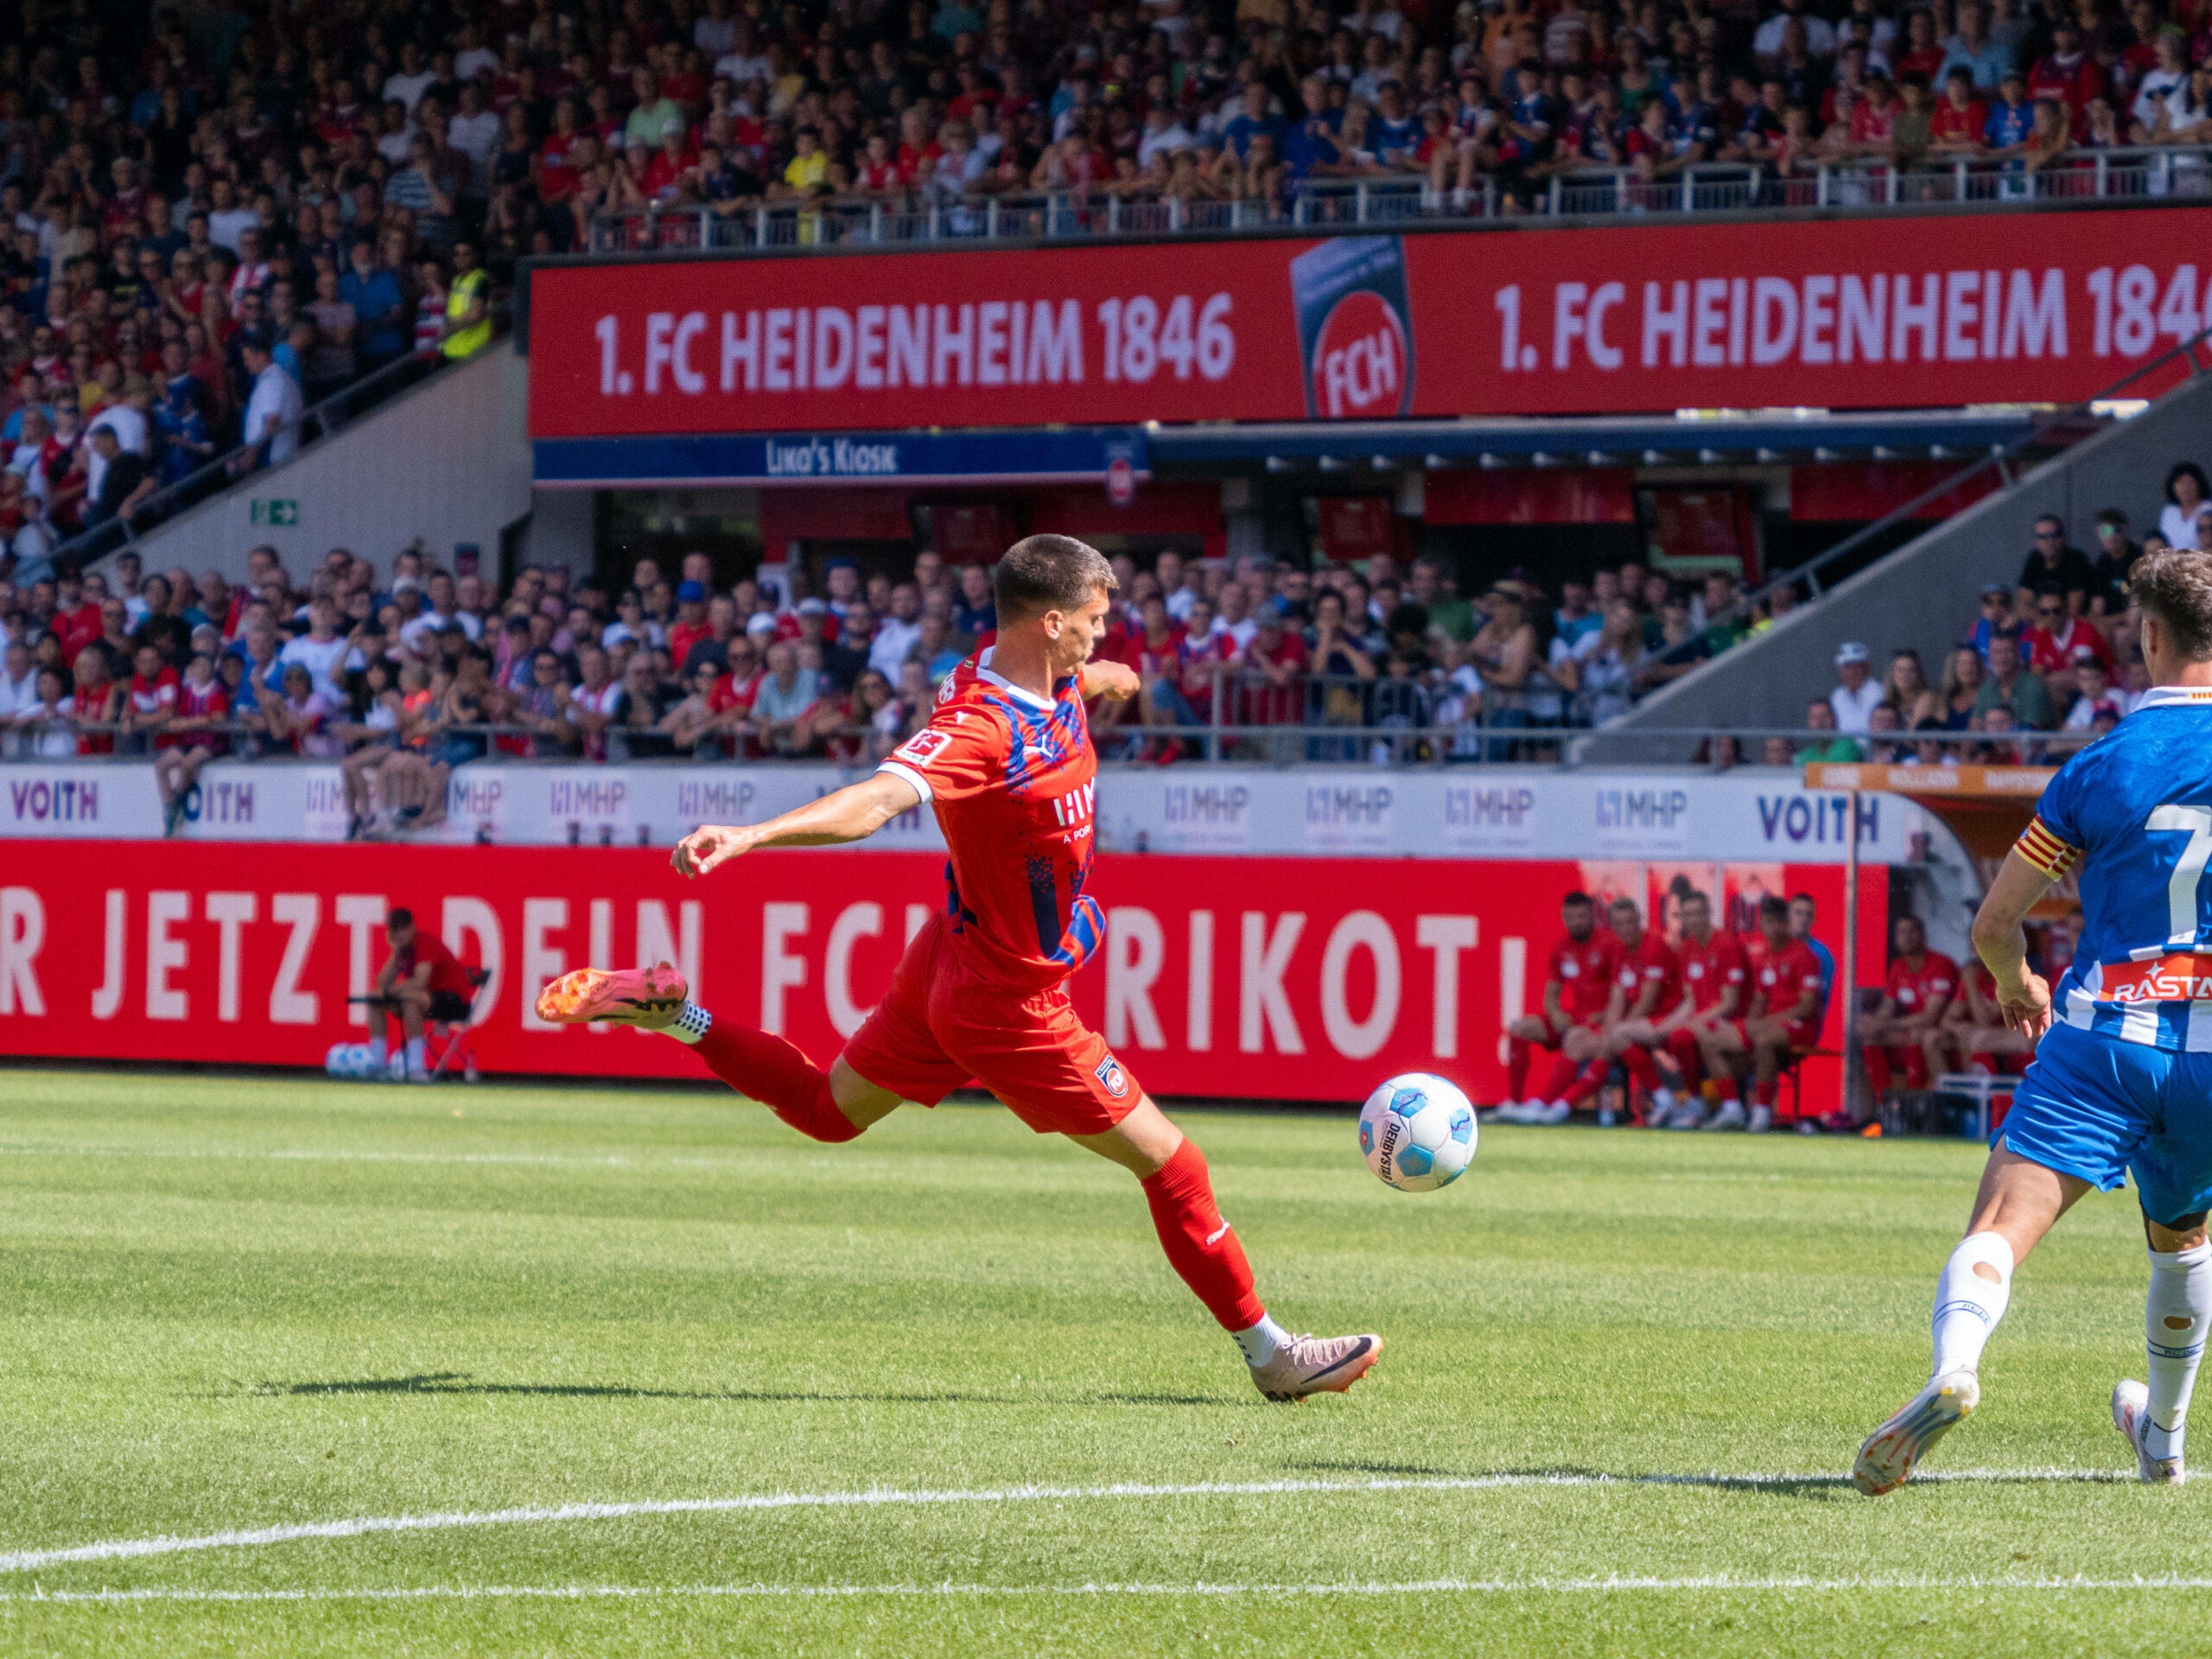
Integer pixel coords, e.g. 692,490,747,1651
1548,930,1625,1021
1614,931,1681,1019
2022,617,2114,677
396,930,471,996
176,677,230,752
877,645,1100,995
1885,950,1960,1018
1752,938,1825,1020
1931,99,1986,145
1676,929,1749,1014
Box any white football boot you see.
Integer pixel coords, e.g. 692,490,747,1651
1645,1088,1679,1128
1852,1369,1980,1496
2113,1379,2186,1485
1746,1105,1775,1134
1532,1100,1573,1126
1702,1100,1749,1131
1668,1098,1710,1130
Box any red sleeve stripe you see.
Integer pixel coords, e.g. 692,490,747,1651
2016,817,2082,878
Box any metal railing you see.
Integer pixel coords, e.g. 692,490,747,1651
584,143,2212,254
4,671,2099,769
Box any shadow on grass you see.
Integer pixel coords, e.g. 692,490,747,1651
209,1372,1011,1405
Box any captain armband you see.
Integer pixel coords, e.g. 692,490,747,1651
2015,816,2082,880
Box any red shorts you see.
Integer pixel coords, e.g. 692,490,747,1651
841,912,1140,1136
1729,1016,1821,1051
1539,1014,1606,1052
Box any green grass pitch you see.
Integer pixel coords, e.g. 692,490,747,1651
0,1065,2206,1656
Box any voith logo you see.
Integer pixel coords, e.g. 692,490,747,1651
1311,290,1410,418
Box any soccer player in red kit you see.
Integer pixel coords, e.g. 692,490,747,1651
1657,889,1748,1130
1701,896,1824,1132
537,537,1380,1403
1497,891,1624,1125
1858,914,1959,1101
1595,895,1688,1123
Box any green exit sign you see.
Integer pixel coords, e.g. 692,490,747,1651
249,499,299,527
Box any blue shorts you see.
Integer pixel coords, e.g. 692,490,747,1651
2001,1020,2212,1225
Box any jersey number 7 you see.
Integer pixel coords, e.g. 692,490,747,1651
2148,804,2212,947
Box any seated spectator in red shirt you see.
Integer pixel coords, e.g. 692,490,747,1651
2022,588,2115,676
1930,67,1989,151
2026,18,2105,130
1238,603,1309,728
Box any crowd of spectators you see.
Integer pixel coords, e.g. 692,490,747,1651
1789,465,2203,769
0,3,509,575
0,454,2200,826
0,530,1803,822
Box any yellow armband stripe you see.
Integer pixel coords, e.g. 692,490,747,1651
2016,816,2082,879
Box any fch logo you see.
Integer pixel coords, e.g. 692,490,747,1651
1094,1053,1131,1100
1311,289,1408,418
1289,236,1416,419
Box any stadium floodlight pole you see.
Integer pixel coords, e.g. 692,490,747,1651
1842,786,1862,1121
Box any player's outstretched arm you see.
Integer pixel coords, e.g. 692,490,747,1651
672,772,925,878
1970,849,2058,1039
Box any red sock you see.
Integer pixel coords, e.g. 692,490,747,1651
1565,1055,1611,1106
1751,1076,1778,1109
1618,1045,1660,1095
694,1017,863,1143
1506,1037,1533,1100
1141,1140,1265,1332
1539,1052,1582,1103
1664,1028,1702,1085
1864,1047,1892,1093
1903,1047,1931,1090
1715,1073,1740,1103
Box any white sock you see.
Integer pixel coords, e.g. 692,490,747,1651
666,1001,712,1046
404,1037,426,1075
365,1034,386,1065
1931,1231,2015,1378
1232,1314,1289,1367
2145,1242,2211,1461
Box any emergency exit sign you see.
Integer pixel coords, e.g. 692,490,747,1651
250,499,299,527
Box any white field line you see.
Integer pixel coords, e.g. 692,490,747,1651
0,1469,2127,1577
12,1576,2212,1606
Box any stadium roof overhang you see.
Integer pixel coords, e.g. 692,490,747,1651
532,408,2064,491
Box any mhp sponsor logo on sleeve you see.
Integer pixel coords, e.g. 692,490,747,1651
1290,238,1415,419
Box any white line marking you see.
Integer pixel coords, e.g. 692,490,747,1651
0,1469,2127,1577
10,1576,2212,1606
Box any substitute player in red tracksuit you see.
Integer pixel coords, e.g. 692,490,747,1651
1858,914,1959,1100
537,536,1380,1403
1700,896,1825,1133
1594,895,1688,1123
1497,891,1624,1125
1656,889,1750,1130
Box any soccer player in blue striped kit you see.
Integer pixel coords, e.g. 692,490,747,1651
1855,550,2212,1493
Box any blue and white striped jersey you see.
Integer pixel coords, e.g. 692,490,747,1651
2020,685,2212,1049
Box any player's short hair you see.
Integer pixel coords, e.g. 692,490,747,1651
1680,888,1710,909
387,906,415,932
1561,890,1592,907
995,535,1116,621
2132,548,2212,661
1759,895,1789,920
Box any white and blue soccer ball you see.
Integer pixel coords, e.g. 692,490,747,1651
1357,1073,1477,1192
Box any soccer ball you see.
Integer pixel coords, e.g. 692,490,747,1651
1357,1073,1477,1192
